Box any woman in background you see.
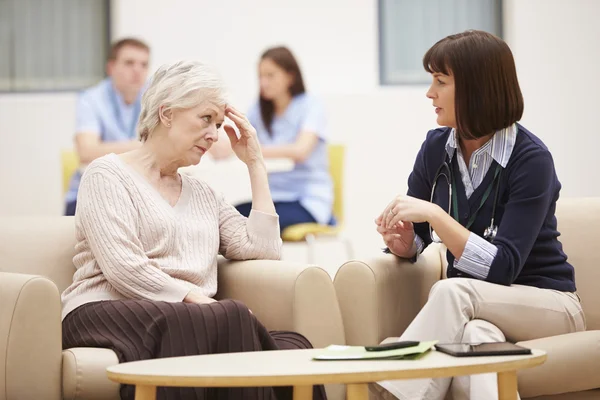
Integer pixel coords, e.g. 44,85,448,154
212,46,334,231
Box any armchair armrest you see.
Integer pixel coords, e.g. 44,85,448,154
0,272,62,400
217,259,348,400
333,244,444,346
216,258,345,349
516,331,600,397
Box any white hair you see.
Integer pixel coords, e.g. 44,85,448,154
138,60,228,141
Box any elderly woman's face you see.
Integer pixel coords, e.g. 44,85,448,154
169,101,225,165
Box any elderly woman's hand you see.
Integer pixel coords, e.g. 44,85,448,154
224,106,264,166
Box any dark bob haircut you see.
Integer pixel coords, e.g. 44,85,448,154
423,30,524,139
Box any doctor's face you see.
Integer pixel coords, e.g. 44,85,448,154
426,72,456,128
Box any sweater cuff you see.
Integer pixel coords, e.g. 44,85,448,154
156,282,191,303
453,232,497,279
247,209,281,240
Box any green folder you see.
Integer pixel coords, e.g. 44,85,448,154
313,341,438,361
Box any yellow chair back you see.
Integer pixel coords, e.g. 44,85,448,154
328,144,345,225
279,143,346,242
61,149,79,194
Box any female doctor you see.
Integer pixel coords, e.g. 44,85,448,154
371,30,585,400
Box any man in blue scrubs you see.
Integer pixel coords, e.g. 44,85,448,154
65,38,150,215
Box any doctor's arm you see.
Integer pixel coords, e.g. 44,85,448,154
385,130,496,272
428,206,478,263
386,193,497,277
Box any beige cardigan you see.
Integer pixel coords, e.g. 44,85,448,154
61,154,282,319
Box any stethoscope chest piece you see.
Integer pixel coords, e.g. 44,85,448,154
431,155,502,244
483,223,498,241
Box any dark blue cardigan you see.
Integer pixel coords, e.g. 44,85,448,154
408,124,576,292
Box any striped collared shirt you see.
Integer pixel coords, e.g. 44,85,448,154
414,124,518,280
446,124,517,278
446,124,517,198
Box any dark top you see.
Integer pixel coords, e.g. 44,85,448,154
406,124,576,292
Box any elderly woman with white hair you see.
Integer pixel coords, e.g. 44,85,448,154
60,61,327,400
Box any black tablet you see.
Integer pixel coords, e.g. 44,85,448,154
435,342,532,357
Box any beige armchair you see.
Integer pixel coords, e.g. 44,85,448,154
334,197,600,399
0,216,345,400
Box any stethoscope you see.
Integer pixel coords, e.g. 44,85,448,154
429,156,502,243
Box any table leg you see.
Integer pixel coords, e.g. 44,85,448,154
293,385,313,400
497,371,518,400
134,385,157,400
347,383,369,400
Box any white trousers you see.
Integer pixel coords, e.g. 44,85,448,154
370,278,586,400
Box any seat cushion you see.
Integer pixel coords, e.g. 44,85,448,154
555,198,600,330
281,223,340,241
517,331,600,398
62,347,120,400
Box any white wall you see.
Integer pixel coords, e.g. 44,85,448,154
504,0,600,199
0,93,76,215
111,0,379,106
0,0,598,262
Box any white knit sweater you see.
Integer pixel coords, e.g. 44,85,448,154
61,153,282,320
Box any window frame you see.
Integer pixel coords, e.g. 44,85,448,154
378,0,504,86
0,0,112,94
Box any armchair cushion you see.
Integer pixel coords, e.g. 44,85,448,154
216,258,346,400
62,348,120,400
333,244,443,346
517,331,600,398
216,258,345,349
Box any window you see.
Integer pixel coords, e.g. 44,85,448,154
378,0,503,85
0,0,110,92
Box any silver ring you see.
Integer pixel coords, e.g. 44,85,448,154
389,209,396,215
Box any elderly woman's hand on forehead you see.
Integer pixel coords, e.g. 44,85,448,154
223,106,264,166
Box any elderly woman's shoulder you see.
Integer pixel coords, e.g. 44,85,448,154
81,153,122,178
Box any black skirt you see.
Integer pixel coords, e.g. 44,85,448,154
63,299,327,400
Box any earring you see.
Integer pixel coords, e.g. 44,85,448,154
167,123,171,127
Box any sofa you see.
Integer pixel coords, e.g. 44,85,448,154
0,216,346,400
334,197,600,399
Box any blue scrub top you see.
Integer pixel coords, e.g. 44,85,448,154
247,93,334,225
66,78,143,203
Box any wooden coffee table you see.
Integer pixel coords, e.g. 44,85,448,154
107,348,546,400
